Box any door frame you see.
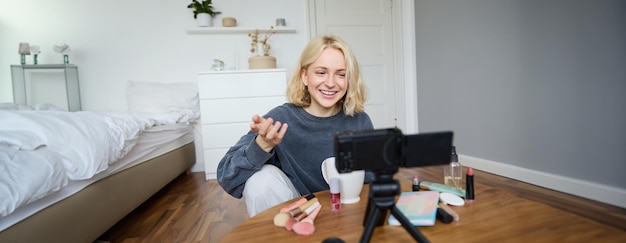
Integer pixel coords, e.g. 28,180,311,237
306,0,418,133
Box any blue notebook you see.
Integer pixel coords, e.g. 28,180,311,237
388,191,439,226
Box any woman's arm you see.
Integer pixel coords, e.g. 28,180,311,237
216,132,274,198
217,112,289,198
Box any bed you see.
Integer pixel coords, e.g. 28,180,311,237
0,81,200,242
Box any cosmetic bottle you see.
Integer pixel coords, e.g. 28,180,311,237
330,177,341,211
444,146,463,189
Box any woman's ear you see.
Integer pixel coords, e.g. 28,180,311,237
301,69,308,86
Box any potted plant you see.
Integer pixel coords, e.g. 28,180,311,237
248,27,277,69
187,0,222,27
248,26,275,56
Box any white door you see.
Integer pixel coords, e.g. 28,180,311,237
308,0,401,129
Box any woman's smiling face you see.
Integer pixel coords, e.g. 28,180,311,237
301,48,348,117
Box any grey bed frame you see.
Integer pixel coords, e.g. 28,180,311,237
0,142,196,242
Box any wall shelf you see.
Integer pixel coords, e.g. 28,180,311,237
185,27,296,35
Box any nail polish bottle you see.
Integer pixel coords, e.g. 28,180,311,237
330,177,341,211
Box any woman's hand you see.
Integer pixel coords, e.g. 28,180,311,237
250,114,288,152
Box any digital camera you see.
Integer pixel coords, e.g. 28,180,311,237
334,128,453,174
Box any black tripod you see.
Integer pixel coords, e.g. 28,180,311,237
360,173,429,243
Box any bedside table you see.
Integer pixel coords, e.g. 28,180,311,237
10,64,81,111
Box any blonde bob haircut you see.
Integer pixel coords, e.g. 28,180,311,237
286,35,367,116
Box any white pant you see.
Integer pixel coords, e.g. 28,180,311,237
243,164,300,217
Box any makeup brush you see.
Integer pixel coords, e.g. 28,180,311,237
284,215,298,231
280,194,316,213
275,194,316,227
273,198,319,227
285,201,320,231
286,197,318,217
292,204,322,236
273,211,293,227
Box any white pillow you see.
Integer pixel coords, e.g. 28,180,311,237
126,81,199,122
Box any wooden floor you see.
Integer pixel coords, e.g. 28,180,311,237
99,166,626,243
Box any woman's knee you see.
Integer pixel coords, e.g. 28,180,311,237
243,165,300,216
244,165,291,196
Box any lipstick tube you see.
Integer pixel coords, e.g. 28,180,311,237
412,175,420,191
466,167,475,203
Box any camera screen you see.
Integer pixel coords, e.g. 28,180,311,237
334,128,403,173
334,128,453,173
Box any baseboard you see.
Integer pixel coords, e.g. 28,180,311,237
205,172,216,180
459,154,626,209
190,160,204,173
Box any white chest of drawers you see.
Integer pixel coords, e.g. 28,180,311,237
198,69,287,179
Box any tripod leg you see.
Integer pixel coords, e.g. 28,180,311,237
389,205,430,243
363,196,374,226
360,204,382,243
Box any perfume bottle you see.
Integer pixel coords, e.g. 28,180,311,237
444,146,463,189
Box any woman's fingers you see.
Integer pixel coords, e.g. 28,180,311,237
250,115,287,141
262,118,274,135
260,120,287,143
250,115,288,152
250,115,273,134
265,121,283,140
277,123,288,139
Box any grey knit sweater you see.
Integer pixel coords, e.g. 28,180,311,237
217,103,374,198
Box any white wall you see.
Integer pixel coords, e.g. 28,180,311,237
0,0,307,108
0,0,309,172
415,0,626,207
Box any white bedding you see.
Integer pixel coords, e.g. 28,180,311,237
0,108,194,218
0,146,67,218
0,122,194,232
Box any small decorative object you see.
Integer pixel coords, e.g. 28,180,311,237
187,0,221,27
248,26,275,56
18,42,31,65
53,43,71,64
30,45,41,65
222,17,236,27
211,59,225,71
276,18,286,27
248,26,277,69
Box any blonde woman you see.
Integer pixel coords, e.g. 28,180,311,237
217,35,373,217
